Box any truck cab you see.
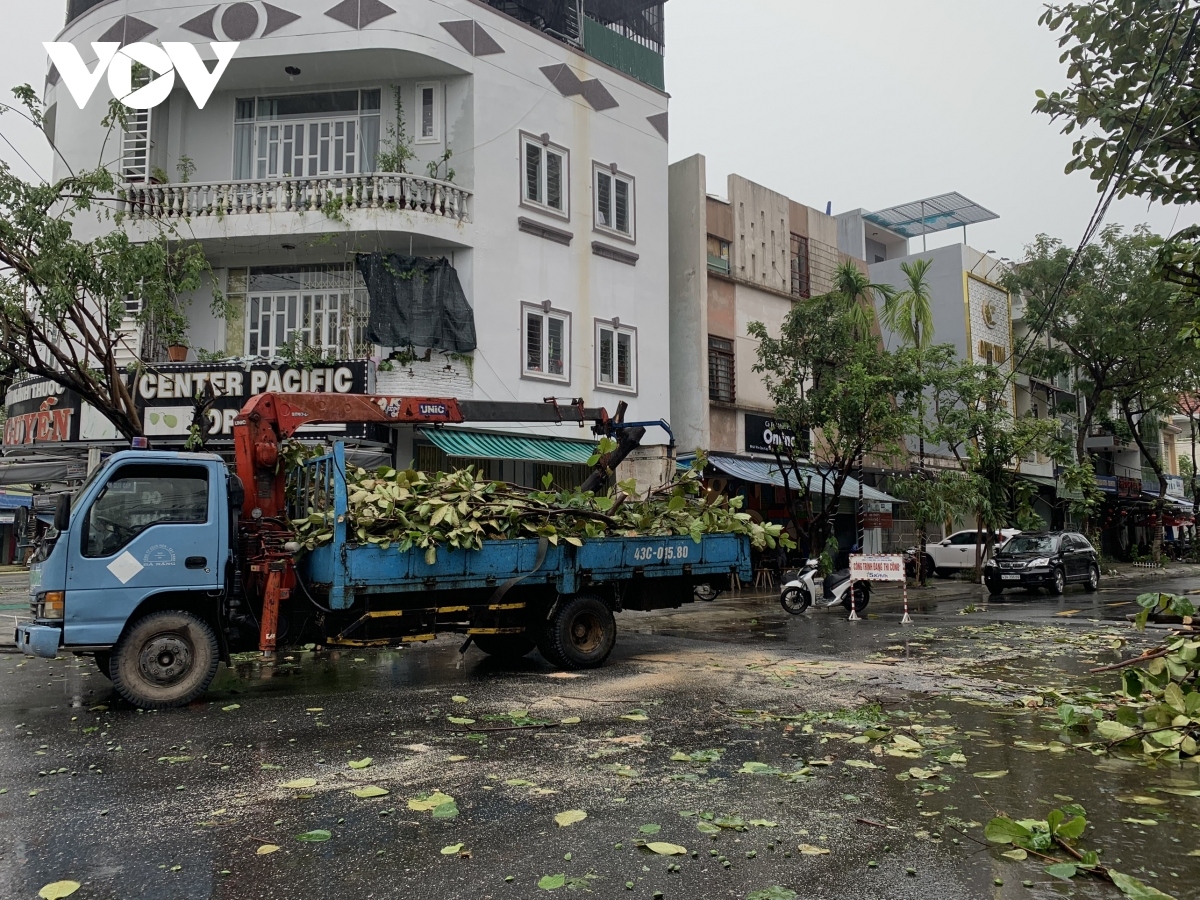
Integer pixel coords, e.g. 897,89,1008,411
16,450,235,707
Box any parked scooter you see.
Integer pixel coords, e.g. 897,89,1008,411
779,560,870,615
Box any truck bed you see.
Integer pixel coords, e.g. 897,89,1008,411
294,446,751,611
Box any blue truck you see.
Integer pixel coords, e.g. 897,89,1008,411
15,393,751,709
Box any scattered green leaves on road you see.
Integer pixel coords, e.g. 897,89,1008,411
296,830,331,842
555,810,587,827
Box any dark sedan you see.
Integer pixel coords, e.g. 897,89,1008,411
983,532,1100,596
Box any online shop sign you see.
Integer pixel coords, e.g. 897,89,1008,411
44,41,239,110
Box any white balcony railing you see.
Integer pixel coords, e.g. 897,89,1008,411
120,172,471,224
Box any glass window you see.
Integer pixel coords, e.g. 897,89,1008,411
522,136,568,217
594,164,634,238
245,265,369,359
523,306,570,381
948,531,980,546
234,89,381,179
596,322,636,391
416,83,440,143
708,336,735,403
83,465,208,559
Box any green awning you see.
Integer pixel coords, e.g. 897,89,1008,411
419,428,597,465
1019,474,1058,489
1021,472,1085,501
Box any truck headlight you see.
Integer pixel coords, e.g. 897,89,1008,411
985,559,997,568
38,591,64,620
1028,558,1051,569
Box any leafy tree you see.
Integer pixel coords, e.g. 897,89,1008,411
886,469,983,583
1035,0,1200,205
925,348,1066,577
0,86,220,438
1005,226,1197,554
1035,0,1200,317
749,289,921,563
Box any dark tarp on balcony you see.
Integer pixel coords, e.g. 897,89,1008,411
356,253,477,353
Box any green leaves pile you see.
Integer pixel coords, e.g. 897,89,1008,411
1092,593,1200,763
290,449,793,563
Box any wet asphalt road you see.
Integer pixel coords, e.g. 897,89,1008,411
0,568,1197,900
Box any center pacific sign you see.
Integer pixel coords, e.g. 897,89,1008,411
3,362,378,448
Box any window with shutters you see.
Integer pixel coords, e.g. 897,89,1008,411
521,133,569,219
708,336,735,403
595,320,637,393
522,304,571,383
593,163,635,241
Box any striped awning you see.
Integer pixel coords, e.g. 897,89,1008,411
418,428,597,465
705,455,900,504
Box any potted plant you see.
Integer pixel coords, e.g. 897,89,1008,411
160,312,190,362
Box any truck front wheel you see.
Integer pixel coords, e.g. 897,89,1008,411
110,610,220,710
538,595,616,670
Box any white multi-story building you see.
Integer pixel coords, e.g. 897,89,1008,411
36,0,671,485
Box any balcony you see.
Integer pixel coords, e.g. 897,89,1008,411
1084,424,1138,452
120,173,472,225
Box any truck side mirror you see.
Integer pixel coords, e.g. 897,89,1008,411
54,495,70,532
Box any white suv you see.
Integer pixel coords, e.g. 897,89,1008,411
924,529,1021,577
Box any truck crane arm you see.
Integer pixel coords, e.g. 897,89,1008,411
232,392,643,521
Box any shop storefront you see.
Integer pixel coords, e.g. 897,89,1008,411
691,453,899,559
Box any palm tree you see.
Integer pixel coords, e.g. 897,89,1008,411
881,258,936,469
831,260,895,340
828,261,896,555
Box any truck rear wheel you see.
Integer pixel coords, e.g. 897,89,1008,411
110,610,220,710
472,633,536,660
538,594,616,670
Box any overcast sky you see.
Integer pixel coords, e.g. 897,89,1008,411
2,0,1196,260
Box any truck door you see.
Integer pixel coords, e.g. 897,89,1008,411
64,462,220,647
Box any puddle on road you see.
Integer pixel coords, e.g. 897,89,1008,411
880,692,1200,898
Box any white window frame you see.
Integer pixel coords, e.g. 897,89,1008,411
592,163,635,242
244,267,369,359
595,319,637,394
415,82,441,145
232,88,382,180
521,303,571,384
520,132,570,221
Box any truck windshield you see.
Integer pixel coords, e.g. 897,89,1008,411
83,464,209,558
